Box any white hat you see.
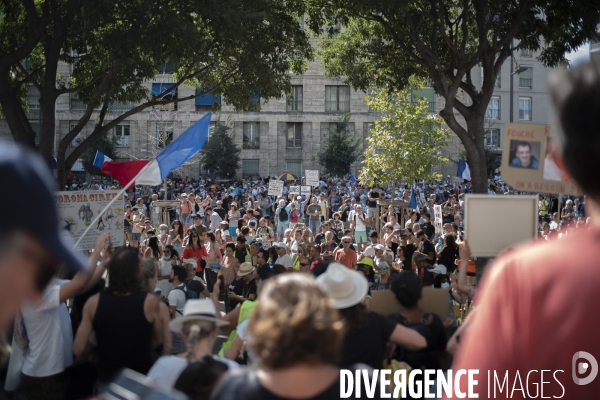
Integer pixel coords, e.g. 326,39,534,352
296,196,302,200
169,299,228,332
363,247,376,258
316,262,368,309
237,262,255,277
428,264,447,275
373,244,387,251
273,242,287,249
181,193,188,197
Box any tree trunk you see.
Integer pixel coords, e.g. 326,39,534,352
464,115,488,194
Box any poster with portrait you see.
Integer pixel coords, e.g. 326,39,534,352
55,190,125,250
500,123,582,196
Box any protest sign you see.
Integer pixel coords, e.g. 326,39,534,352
268,180,284,196
501,123,582,196
289,186,300,195
55,190,125,250
305,170,319,187
301,186,312,196
464,195,537,257
433,205,443,235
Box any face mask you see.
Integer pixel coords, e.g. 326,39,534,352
441,282,450,289
160,229,166,234
163,255,172,261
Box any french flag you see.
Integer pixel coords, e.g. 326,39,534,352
136,112,212,186
93,151,149,188
456,159,471,181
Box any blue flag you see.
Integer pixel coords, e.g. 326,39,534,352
409,187,418,209
137,112,212,185
349,174,356,184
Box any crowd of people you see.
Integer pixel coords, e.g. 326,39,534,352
2,60,600,400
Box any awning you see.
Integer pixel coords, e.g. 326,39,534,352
151,83,177,97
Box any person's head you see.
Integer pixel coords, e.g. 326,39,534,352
541,222,550,234
377,261,390,276
302,229,311,241
354,204,362,213
237,262,256,282
333,212,341,220
174,356,229,400
206,232,216,243
107,247,142,294
230,203,238,211
172,220,183,235
390,271,422,309
298,256,311,273
416,230,427,242
515,141,533,167
236,236,246,248
444,233,456,248
170,264,187,284
341,236,352,248
248,273,343,369
225,242,235,257
188,231,200,249
141,258,158,293
284,228,292,239
205,206,212,214
423,212,431,222
148,236,160,255
294,229,303,241
325,231,334,242
274,243,287,257
164,244,179,261
257,248,269,266
309,244,321,260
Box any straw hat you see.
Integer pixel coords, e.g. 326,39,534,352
169,299,229,332
237,262,255,277
316,262,368,309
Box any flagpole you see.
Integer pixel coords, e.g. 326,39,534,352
73,161,153,248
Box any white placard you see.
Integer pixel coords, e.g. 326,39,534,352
268,180,284,196
464,195,538,257
301,186,312,196
305,170,320,187
433,205,443,235
289,186,300,195
55,190,125,250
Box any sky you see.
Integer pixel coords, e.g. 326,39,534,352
565,43,590,65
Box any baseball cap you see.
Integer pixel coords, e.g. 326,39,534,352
0,142,87,274
273,242,287,249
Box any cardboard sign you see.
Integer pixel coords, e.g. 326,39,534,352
289,186,300,195
301,185,312,195
305,170,320,187
268,180,284,196
370,288,449,321
464,195,537,257
500,123,582,196
54,190,125,250
433,205,443,235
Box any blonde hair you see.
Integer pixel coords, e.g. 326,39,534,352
248,274,343,369
181,320,217,364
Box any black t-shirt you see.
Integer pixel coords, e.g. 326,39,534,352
438,245,457,271
234,245,248,265
442,213,454,224
212,367,381,400
215,207,227,221
341,312,397,369
339,205,350,222
423,222,435,241
419,240,436,266
228,277,245,309
183,279,206,295
367,191,379,208
257,264,276,281
242,279,257,300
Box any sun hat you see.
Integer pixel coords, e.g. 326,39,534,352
273,242,287,249
237,262,255,277
169,299,228,332
428,264,447,275
363,247,376,258
357,257,374,267
316,262,368,309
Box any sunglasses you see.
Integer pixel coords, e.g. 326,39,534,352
343,241,351,244
300,263,310,266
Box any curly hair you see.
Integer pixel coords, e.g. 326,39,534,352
140,258,158,293
107,247,141,294
248,274,343,369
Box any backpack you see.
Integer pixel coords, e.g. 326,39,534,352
278,207,288,222
172,283,200,312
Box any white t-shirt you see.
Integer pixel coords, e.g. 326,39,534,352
352,211,367,231
148,355,239,391
168,284,187,317
235,319,258,366
157,258,174,298
21,279,73,377
276,253,293,269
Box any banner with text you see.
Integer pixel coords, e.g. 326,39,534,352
305,170,320,187
268,180,284,196
55,190,125,250
301,186,312,196
433,205,443,235
500,123,582,196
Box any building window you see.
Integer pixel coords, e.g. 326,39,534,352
114,123,130,147
208,121,216,140
151,83,177,111
195,88,221,111
242,159,260,176
485,96,500,120
286,160,303,177
519,97,532,121
286,123,302,148
411,87,436,112
26,85,40,109
484,129,501,147
287,85,303,112
480,67,500,88
520,49,533,57
243,122,260,149
69,121,86,148
325,85,350,112
519,67,533,89
70,93,86,110
156,122,174,148
31,121,41,145
157,62,174,74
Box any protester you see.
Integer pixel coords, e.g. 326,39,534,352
141,258,173,356
182,230,208,278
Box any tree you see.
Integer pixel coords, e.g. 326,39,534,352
80,134,119,178
317,114,361,177
360,88,451,186
306,0,600,193
0,0,312,186
200,123,241,179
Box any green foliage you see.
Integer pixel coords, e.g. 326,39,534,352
80,134,119,177
317,115,361,177
360,88,451,186
199,124,241,179
305,0,600,192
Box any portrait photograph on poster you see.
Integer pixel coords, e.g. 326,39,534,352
509,139,541,170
